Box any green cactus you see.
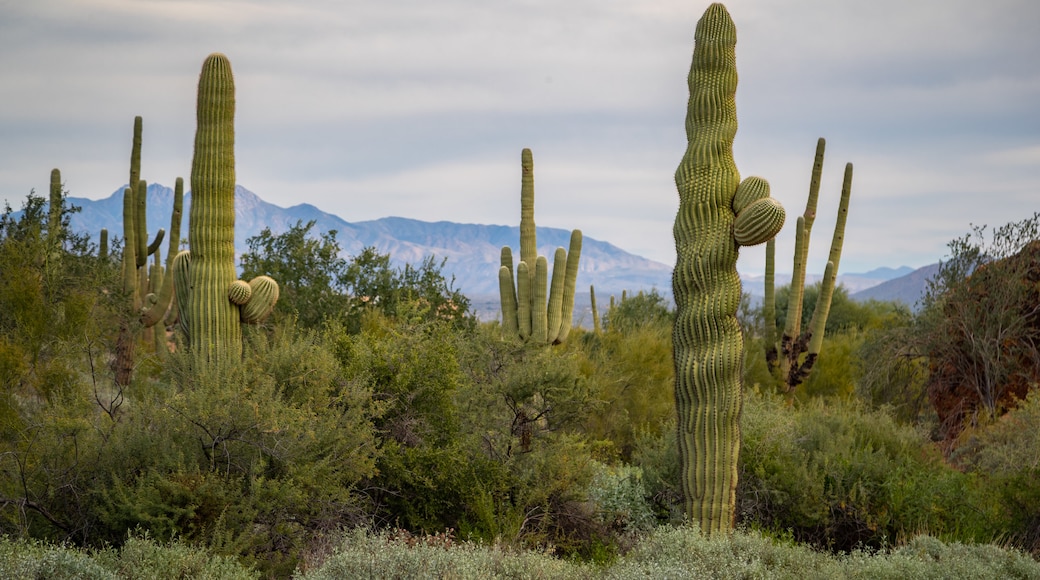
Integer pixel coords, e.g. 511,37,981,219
497,149,583,345
590,285,600,334
672,3,784,535
112,118,183,385
98,228,109,262
140,177,183,328
47,169,62,240
178,53,279,361
763,138,853,391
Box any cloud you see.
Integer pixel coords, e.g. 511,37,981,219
2,0,1039,279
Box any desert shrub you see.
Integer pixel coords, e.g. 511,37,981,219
586,461,656,536
0,537,115,580
76,322,382,577
580,319,674,460
630,420,682,525
294,527,591,580
631,389,1003,549
95,534,259,579
297,525,1040,580
738,391,1001,550
794,331,864,400
856,324,932,425
950,391,1040,552
899,215,1040,442
0,535,258,580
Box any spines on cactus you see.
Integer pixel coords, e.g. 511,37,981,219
186,52,243,360
179,53,279,361
497,148,583,345
671,3,784,535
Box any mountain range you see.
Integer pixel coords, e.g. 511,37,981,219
56,183,934,317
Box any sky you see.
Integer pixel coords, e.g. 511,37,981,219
1,0,1038,275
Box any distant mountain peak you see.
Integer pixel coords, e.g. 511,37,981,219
64,184,672,301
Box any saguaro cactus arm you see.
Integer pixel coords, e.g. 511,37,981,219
765,138,854,392
140,177,184,327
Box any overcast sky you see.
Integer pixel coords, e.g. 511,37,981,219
2,0,1038,275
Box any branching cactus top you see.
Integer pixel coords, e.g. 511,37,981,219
672,3,784,535
498,149,582,345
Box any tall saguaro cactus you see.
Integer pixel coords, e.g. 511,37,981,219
764,138,853,391
498,149,582,345
672,3,784,535
175,53,278,362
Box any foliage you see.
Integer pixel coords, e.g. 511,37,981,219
632,390,1009,552
583,290,675,459
876,213,1040,442
240,220,473,332
0,534,257,579
771,283,911,337
600,288,673,333
239,220,350,329
92,323,381,576
294,525,1040,580
737,391,1002,551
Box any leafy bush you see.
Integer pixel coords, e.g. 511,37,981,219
241,221,473,332
738,391,1002,550
0,534,257,580
296,525,1040,580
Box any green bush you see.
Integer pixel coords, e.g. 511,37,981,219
296,525,1040,580
0,534,257,580
631,390,1005,550
738,391,1002,550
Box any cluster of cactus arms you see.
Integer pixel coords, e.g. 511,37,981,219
113,116,184,386
672,3,785,535
763,138,853,392
171,53,278,362
498,148,582,345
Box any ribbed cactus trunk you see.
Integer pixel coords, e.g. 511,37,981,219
672,3,784,535
188,53,241,361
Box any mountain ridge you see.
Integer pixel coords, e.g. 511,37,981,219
55,183,933,311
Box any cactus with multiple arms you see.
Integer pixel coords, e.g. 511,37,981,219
763,138,853,391
498,149,582,345
112,115,185,384
672,3,785,535
174,53,278,361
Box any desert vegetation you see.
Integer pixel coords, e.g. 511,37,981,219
4,4,1040,578
3,182,1040,578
